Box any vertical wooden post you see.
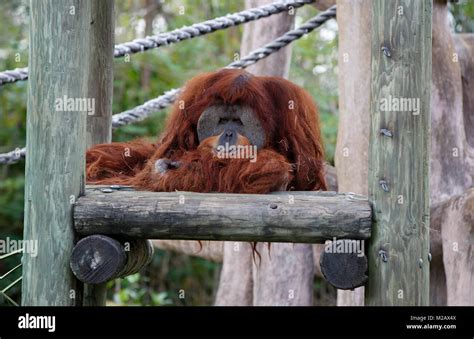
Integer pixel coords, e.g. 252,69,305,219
85,1,114,148
22,0,113,306
366,0,432,305
335,0,373,307
82,0,115,307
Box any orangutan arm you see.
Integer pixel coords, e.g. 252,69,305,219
86,139,157,184
131,148,218,192
217,149,293,194
132,148,293,194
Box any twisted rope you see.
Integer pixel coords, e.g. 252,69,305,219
0,5,336,165
0,0,314,87
113,0,315,58
0,147,26,165
0,67,28,86
112,5,336,128
228,5,336,68
112,88,180,128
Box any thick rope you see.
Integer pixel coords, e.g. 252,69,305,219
112,5,336,128
0,147,26,165
0,5,336,165
113,0,315,58
0,0,314,86
0,67,28,86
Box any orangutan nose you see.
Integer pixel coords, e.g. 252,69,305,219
218,129,237,146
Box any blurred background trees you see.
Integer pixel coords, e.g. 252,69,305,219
0,0,472,306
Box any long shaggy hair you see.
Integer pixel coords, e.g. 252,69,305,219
86,69,327,193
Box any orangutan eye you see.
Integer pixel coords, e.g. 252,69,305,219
218,118,229,124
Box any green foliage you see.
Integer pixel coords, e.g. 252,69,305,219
0,176,24,232
144,249,220,306
107,273,173,306
450,0,474,33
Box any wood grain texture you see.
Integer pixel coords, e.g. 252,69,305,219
22,0,91,306
453,33,474,151
71,235,126,284
366,0,431,306
431,3,472,205
85,0,114,148
74,188,372,243
70,235,154,284
320,248,368,290
427,4,474,306
335,0,373,307
437,188,474,305
82,0,115,307
240,0,294,77
150,164,337,278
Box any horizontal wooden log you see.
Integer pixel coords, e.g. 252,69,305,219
73,186,372,243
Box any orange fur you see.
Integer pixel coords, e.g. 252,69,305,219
86,69,327,193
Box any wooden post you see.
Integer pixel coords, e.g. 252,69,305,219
82,0,115,307
23,0,86,306
335,0,372,307
366,0,432,306
22,0,114,306
85,0,115,148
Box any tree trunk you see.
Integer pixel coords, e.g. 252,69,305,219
215,0,313,306
141,0,160,90
439,189,474,305
453,33,474,164
431,0,471,204
431,0,474,305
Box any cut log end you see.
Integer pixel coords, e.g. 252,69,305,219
320,245,368,290
70,235,153,284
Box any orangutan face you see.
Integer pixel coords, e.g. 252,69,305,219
196,104,266,150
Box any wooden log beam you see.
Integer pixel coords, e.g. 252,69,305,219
366,0,431,306
74,188,372,243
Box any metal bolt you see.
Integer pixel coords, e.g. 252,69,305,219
428,252,432,262
378,250,388,262
100,188,114,193
418,258,423,268
381,46,391,57
269,203,278,209
110,185,121,190
380,128,393,137
379,180,390,192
